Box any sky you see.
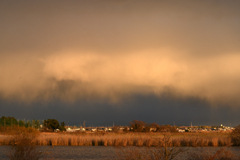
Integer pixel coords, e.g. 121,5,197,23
1,0,240,127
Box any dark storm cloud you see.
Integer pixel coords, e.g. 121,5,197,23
1,93,239,126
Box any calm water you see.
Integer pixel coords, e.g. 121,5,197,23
0,146,239,160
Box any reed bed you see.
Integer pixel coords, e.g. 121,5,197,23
0,132,232,147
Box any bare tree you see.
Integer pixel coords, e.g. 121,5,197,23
117,133,189,160
148,133,189,160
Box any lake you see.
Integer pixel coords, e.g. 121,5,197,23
0,146,239,160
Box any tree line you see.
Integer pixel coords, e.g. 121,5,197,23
0,116,65,131
113,120,177,132
0,116,41,128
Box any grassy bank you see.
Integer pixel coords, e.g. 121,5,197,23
0,132,232,147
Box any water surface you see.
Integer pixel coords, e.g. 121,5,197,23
0,146,239,160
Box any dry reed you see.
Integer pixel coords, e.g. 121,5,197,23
0,132,234,147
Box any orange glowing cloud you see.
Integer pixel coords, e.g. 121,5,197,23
1,0,240,107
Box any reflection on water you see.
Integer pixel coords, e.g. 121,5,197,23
0,146,239,160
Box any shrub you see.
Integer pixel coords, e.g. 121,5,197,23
230,124,240,146
7,127,42,160
117,133,189,160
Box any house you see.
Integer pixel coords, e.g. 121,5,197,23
177,128,185,132
150,128,157,132
66,127,75,132
91,128,97,132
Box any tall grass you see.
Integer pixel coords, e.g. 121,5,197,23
117,133,238,160
0,131,233,147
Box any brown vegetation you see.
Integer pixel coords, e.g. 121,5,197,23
230,125,240,146
6,127,43,160
0,131,233,147
117,133,238,160
0,126,238,160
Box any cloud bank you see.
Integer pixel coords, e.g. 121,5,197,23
1,0,240,107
